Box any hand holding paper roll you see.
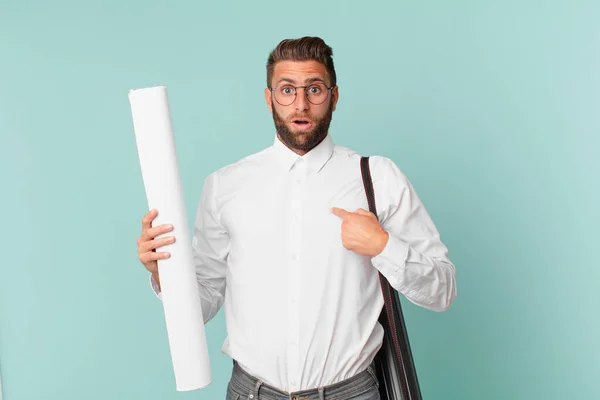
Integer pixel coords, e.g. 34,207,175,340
137,208,176,290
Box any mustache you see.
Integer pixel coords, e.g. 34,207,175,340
286,113,314,122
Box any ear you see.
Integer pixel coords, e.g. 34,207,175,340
331,85,339,112
264,87,273,114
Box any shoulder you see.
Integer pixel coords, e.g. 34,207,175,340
205,145,273,187
218,145,272,175
332,142,410,187
366,155,409,183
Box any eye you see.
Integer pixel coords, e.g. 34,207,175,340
308,85,321,94
280,86,295,95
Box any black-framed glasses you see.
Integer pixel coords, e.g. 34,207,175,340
269,82,334,106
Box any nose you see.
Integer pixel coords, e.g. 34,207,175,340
294,87,309,111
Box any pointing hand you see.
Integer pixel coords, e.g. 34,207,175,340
331,207,389,257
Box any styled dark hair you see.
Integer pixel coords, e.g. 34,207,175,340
266,36,337,88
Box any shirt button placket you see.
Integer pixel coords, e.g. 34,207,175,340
288,159,305,392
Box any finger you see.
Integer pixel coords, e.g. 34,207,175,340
142,209,158,230
139,251,170,265
140,236,176,253
138,235,175,253
355,208,372,216
331,207,351,219
144,223,174,240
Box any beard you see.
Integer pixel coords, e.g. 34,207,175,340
272,99,333,153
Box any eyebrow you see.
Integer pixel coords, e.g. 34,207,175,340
276,77,328,86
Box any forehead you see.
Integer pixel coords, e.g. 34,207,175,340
272,60,329,84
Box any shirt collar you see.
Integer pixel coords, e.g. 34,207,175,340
272,133,335,173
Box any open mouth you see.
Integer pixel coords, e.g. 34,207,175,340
291,118,313,130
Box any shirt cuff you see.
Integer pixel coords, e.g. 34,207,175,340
371,233,409,284
149,274,163,300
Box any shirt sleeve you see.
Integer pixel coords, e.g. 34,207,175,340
149,171,229,324
369,156,457,312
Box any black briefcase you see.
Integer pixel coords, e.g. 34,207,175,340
360,157,423,400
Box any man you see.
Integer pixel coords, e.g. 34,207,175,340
137,37,456,400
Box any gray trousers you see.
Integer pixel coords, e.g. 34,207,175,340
226,361,381,400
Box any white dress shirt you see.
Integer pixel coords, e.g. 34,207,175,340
151,133,456,392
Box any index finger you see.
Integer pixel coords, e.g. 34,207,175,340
331,207,351,219
142,209,158,230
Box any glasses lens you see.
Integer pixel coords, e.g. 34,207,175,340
274,84,296,106
306,83,328,105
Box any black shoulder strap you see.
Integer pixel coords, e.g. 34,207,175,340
360,156,423,400
360,156,377,216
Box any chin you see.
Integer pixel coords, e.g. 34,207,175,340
292,132,315,143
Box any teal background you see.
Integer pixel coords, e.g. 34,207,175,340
0,0,598,399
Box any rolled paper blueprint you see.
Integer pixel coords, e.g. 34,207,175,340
128,86,211,391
